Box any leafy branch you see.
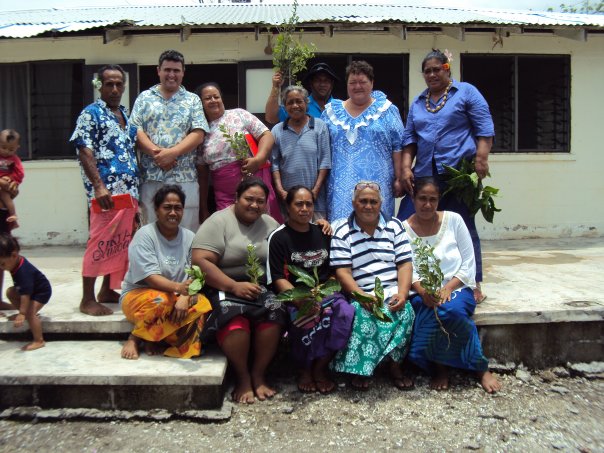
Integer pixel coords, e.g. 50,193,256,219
351,277,392,323
411,238,452,347
218,124,251,161
443,159,501,223
246,244,265,285
184,265,206,296
275,265,341,320
271,0,316,85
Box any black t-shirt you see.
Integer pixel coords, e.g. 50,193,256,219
268,223,331,285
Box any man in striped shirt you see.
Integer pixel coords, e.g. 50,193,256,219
329,181,415,390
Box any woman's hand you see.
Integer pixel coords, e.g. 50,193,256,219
230,281,262,300
388,293,408,312
315,218,333,236
241,156,263,176
418,287,440,309
13,313,25,328
438,287,453,305
401,167,414,196
175,279,193,296
169,295,190,324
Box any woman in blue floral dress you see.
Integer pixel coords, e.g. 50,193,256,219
321,61,404,222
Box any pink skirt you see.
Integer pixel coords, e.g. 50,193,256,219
211,160,283,223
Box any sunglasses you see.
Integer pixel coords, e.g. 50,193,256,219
354,182,381,191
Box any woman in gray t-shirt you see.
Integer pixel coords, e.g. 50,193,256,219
120,185,212,360
192,178,286,405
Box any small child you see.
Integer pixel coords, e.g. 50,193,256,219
0,129,25,229
0,233,51,351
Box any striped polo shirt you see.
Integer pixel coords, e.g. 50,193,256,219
330,213,412,292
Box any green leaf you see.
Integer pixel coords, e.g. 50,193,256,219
276,286,313,302
286,265,315,288
374,277,384,303
351,291,375,304
317,279,341,299
188,280,202,295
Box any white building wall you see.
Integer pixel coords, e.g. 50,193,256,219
1,30,602,245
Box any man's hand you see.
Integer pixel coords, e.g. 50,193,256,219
154,148,178,171
474,157,489,180
272,71,284,89
93,184,114,210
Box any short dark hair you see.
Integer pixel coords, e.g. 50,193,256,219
236,177,269,200
153,184,186,209
413,176,441,196
421,49,449,72
196,82,222,99
159,50,185,69
285,185,314,206
0,233,19,257
97,64,126,84
345,60,374,83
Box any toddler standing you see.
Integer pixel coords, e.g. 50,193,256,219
0,233,51,350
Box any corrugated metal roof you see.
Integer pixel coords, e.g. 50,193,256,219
1,3,603,38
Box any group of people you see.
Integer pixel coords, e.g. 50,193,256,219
0,47,501,399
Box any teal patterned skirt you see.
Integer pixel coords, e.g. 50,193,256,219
331,299,415,376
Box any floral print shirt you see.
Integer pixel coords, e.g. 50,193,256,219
70,99,139,206
197,109,268,172
130,85,209,183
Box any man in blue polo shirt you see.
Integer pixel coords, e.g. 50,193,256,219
264,63,339,124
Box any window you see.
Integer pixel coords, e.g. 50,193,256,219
461,55,570,153
0,60,84,159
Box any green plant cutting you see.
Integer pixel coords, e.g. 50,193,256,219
271,0,316,84
351,277,392,323
218,124,250,162
275,265,341,319
443,158,501,223
184,265,206,296
245,244,264,285
411,238,452,346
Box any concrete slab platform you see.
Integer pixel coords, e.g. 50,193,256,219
0,238,602,335
0,340,227,410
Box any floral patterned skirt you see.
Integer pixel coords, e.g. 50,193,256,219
121,288,212,359
331,299,415,377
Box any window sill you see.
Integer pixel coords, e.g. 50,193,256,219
490,153,576,162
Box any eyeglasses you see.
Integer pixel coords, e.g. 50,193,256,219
354,182,380,191
202,94,221,101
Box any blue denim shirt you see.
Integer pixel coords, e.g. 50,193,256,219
404,80,494,177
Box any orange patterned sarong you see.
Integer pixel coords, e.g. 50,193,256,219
121,288,212,359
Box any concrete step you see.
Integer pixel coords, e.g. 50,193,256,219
0,340,227,411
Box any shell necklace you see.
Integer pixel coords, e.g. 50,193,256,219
425,80,453,114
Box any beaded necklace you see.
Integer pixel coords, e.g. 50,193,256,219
425,80,453,113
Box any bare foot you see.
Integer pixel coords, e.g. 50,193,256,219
312,364,335,394
252,375,276,401
430,365,449,390
297,369,316,393
121,335,139,360
351,375,371,391
390,361,414,390
80,299,113,316
97,289,120,304
478,371,502,393
144,341,165,356
232,376,255,404
473,284,487,303
7,313,18,321
21,340,45,351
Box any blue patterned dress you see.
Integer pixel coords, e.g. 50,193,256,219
321,91,404,222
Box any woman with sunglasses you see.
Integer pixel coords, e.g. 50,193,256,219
322,61,404,222
396,49,494,303
330,181,415,390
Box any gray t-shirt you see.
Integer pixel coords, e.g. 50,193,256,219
192,206,279,282
120,223,195,299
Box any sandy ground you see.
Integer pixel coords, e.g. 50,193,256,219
1,371,602,453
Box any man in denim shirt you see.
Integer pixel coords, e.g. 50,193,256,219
130,50,209,232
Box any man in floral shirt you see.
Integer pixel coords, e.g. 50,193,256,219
70,64,140,316
130,49,208,232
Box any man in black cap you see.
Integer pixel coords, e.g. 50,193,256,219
264,62,338,124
